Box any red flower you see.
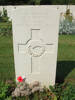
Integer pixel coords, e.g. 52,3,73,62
17,76,23,82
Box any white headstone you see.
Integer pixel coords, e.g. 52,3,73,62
12,6,59,87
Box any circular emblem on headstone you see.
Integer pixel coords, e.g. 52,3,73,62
28,40,45,57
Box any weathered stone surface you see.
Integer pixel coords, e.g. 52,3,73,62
12,6,59,87
29,81,40,89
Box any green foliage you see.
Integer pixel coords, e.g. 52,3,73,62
3,8,8,17
34,0,41,5
0,22,12,36
0,11,2,22
0,80,75,100
13,87,56,100
0,81,15,100
40,0,52,5
51,0,69,5
0,8,12,36
60,83,75,100
0,0,75,5
5,96,12,100
0,8,9,22
23,0,41,5
64,9,73,22
49,84,63,99
49,82,75,100
0,82,11,100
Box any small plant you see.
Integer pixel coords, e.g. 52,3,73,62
0,8,12,36
49,84,63,100
0,82,10,100
64,9,73,22
0,81,15,100
0,8,9,23
49,82,75,100
60,83,75,100
5,96,12,100
34,0,41,5
0,22,12,36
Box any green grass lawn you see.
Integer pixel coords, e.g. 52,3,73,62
58,35,75,61
0,36,15,82
0,35,75,84
57,35,75,83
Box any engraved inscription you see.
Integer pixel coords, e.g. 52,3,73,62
28,45,45,57
18,29,54,73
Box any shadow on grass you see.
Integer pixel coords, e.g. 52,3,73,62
56,61,75,83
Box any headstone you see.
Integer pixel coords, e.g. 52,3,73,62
12,6,59,87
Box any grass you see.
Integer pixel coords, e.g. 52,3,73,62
58,35,75,61
0,36,15,82
0,35,75,84
57,35,75,83
0,22,12,36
